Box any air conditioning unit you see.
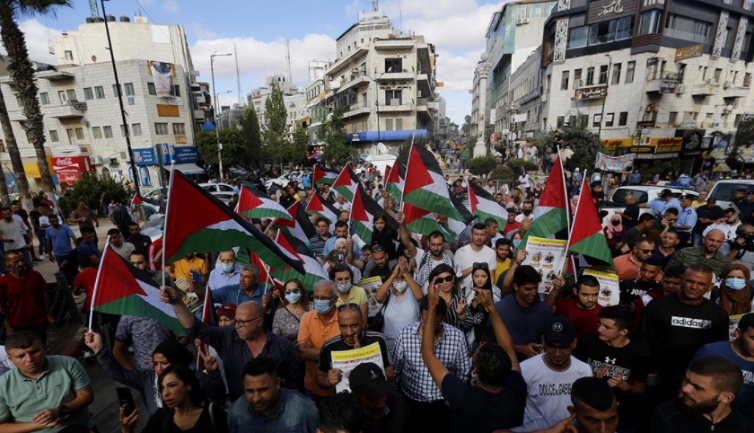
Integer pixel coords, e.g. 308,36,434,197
516,18,529,25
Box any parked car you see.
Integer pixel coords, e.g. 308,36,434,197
199,182,236,202
599,186,698,228
708,179,754,210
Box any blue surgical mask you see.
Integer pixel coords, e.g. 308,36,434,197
725,277,747,290
285,292,302,304
336,282,352,293
221,263,235,273
314,299,333,314
513,239,522,248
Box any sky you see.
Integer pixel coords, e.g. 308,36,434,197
12,0,505,125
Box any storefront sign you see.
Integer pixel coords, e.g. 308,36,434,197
636,120,656,128
601,138,633,150
174,146,200,163
660,80,681,93
675,44,704,62
589,0,635,22
654,138,683,153
132,148,158,166
52,155,92,185
574,85,607,100
175,134,187,144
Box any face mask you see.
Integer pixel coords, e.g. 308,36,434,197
726,278,747,290
336,282,352,293
285,292,302,304
522,209,532,216
314,299,333,314
221,263,235,273
393,281,408,292
611,221,620,226
513,239,522,248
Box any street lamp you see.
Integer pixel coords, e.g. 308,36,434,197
598,54,612,139
215,90,233,129
211,52,232,180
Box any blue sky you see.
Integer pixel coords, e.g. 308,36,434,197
17,0,505,124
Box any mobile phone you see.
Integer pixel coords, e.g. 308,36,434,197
116,387,136,416
191,270,202,282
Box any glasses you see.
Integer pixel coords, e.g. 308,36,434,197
472,262,489,270
234,317,262,327
285,289,300,295
337,303,360,312
435,275,454,283
638,249,654,254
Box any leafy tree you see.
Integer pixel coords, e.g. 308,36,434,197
488,165,514,181
0,0,70,194
289,124,309,167
195,129,247,168
505,158,538,175
468,156,498,177
58,173,128,219
320,107,351,166
241,105,263,166
559,115,605,171
262,83,289,164
729,117,754,170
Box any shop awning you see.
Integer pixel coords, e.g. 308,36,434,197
168,163,204,175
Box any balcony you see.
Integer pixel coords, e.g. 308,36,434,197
417,73,435,96
376,71,414,81
193,110,206,120
722,82,750,98
645,73,683,94
374,38,416,50
691,80,720,96
377,100,412,113
47,101,87,119
343,103,371,119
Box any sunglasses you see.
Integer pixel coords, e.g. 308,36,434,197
337,303,360,312
435,275,454,283
638,249,654,254
472,262,489,270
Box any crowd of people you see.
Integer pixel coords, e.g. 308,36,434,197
0,163,752,433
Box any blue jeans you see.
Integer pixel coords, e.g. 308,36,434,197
34,229,46,255
692,232,703,248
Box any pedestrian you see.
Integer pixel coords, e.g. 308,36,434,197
0,251,54,344
70,200,99,240
44,214,76,266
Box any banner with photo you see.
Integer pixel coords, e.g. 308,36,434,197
582,268,620,307
521,236,567,294
148,61,175,97
331,342,385,393
595,152,635,172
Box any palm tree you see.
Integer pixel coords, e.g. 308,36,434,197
0,0,71,194
0,83,23,204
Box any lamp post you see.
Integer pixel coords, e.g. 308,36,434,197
101,0,140,195
215,90,233,129
211,52,232,180
598,54,612,139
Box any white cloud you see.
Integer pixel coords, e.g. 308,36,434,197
163,0,180,13
2,19,63,65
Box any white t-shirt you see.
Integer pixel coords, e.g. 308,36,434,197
453,244,496,302
383,292,420,355
703,221,741,240
513,354,593,432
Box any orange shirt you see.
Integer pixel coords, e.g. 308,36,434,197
298,310,340,397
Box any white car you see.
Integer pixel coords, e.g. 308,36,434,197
199,182,236,202
600,186,698,228
708,179,754,210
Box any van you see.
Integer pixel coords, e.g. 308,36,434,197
708,180,754,210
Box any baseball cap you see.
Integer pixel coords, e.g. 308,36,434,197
680,194,695,200
349,362,391,400
543,316,575,346
327,250,346,264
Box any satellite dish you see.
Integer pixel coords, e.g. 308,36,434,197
91,55,97,62
376,142,387,154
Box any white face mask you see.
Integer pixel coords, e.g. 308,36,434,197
393,281,408,292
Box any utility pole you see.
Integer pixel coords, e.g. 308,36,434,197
234,44,242,106
211,52,232,180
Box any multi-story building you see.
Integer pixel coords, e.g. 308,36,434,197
538,0,754,172
306,77,327,145
247,74,298,127
507,47,545,138
322,11,439,154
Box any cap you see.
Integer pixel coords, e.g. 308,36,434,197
327,250,346,264
215,303,237,319
348,362,391,400
680,194,695,200
737,187,747,192
543,316,576,346
660,189,673,197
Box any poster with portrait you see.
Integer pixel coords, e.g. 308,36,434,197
148,61,175,97
357,276,383,317
582,268,620,307
521,236,567,294
331,342,385,394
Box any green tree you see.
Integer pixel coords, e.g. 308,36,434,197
320,107,351,166
729,117,754,170
557,115,605,171
0,0,70,194
241,105,263,166
195,129,247,168
58,173,128,219
468,156,498,177
262,83,289,164
289,124,309,166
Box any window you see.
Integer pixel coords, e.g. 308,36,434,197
49,130,59,142
148,83,157,95
66,89,76,101
557,116,565,128
574,69,582,87
618,112,628,126
173,85,180,97
605,113,614,127
40,92,50,105
615,16,632,40
385,119,394,131
589,21,617,45
75,128,84,140
120,125,128,137
64,50,73,61
586,67,595,85
92,127,102,139
385,58,402,73
385,90,402,106
132,123,142,136
599,65,609,84
95,86,105,99
561,71,570,90
396,118,403,130
612,63,622,84
155,123,169,135
665,14,712,44
745,73,752,87
568,26,589,49
639,10,662,35
112,84,121,97
66,129,74,143
124,83,135,96
626,61,636,83
593,114,602,127
103,126,113,138
173,123,186,135
58,91,67,104
83,88,93,100
669,112,678,124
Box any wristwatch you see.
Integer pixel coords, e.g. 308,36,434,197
57,404,70,420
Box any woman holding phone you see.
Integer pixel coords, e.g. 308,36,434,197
120,364,228,433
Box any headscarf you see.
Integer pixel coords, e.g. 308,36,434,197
719,263,752,316
605,214,624,239
152,339,193,366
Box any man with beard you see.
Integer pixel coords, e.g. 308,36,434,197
550,275,603,339
0,251,54,344
619,256,664,312
614,237,656,281
44,214,76,266
651,229,680,268
455,223,497,299
667,229,731,278
617,193,640,232
650,356,754,432
493,238,513,284
397,217,456,288
515,201,535,222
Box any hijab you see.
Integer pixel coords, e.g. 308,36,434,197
719,263,752,316
605,214,624,239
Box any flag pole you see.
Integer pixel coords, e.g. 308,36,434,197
88,240,111,331
556,146,572,230
162,161,176,287
568,170,587,240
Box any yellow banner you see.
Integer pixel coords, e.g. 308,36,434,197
331,342,382,362
22,156,54,178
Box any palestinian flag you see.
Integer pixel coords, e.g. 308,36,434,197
444,193,474,240
200,287,215,326
383,165,392,189
90,245,184,335
132,193,160,214
403,202,444,239
351,184,399,247
305,191,340,225
520,154,569,249
568,176,615,270
385,161,406,203
314,165,338,185
468,182,508,230
163,170,304,273
236,185,292,221
250,252,283,291
272,201,316,251
333,164,359,202
271,230,328,290
404,144,464,221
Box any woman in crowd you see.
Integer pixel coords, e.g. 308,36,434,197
272,279,310,342
717,263,753,315
427,264,473,331
465,262,502,348
375,258,422,354
371,212,399,261
215,303,236,327
330,263,369,325
120,364,228,433
604,213,626,257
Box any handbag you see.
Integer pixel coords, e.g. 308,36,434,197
367,291,390,332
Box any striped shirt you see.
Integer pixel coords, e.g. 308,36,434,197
308,234,330,258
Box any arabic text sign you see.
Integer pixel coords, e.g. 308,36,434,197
582,269,620,307
331,342,385,394
675,44,703,62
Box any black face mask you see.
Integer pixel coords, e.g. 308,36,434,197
522,209,532,216
611,221,620,226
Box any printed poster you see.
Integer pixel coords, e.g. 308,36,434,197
331,342,385,393
730,314,744,341
148,61,175,97
357,276,383,317
521,236,567,294
582,268,620,307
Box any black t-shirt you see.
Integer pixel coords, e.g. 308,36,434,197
619,278,663,304
694,205,725,233
651,398,754,433
622,203,640,231
29,210,41,229
319,331,391,373
441,370,526,433
574,335,651,423
363,390,409,433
